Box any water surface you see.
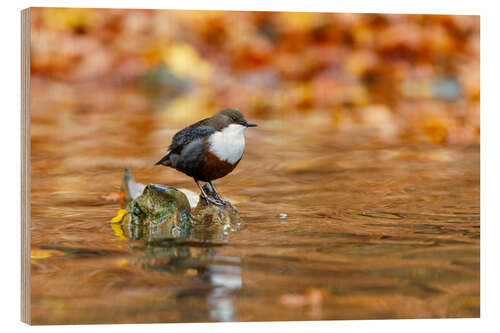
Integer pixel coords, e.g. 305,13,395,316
30,83,479,324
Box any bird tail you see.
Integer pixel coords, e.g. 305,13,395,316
155,153,172,167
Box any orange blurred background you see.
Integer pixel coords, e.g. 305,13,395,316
30,8,479,144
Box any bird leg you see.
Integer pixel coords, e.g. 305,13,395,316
208,181,229,205
195,179,225,206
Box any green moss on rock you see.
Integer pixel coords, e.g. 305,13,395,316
122,184,193,241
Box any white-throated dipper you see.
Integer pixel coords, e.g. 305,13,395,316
156,108,257,205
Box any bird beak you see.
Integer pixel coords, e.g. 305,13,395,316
246,122,258,127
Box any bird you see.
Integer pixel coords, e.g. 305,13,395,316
156,108,257,205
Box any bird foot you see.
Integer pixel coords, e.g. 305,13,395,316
197,181,230,206
201,193,227,206
213,194,230,206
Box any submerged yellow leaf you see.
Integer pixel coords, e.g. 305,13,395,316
110,209,128,241
30,249,64,260
110,209,128,224
115,258,129,268
30,249,53,259
110,223,128,241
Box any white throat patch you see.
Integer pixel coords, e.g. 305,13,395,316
208,124,246,164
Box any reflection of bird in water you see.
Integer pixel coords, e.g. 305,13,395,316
195,255,242,322
156,109,257,206
137,244,242,322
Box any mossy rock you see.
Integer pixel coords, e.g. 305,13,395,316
115,169,244,242
189,184,244,240
121,184,193,241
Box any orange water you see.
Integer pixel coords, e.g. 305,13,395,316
30,82,479,324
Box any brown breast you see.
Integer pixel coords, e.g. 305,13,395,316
195,149,241,182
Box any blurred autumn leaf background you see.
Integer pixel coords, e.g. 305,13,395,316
30,8,479,144
28,9,481,323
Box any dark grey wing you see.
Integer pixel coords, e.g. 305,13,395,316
168,122,215,154
156,119,215,167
